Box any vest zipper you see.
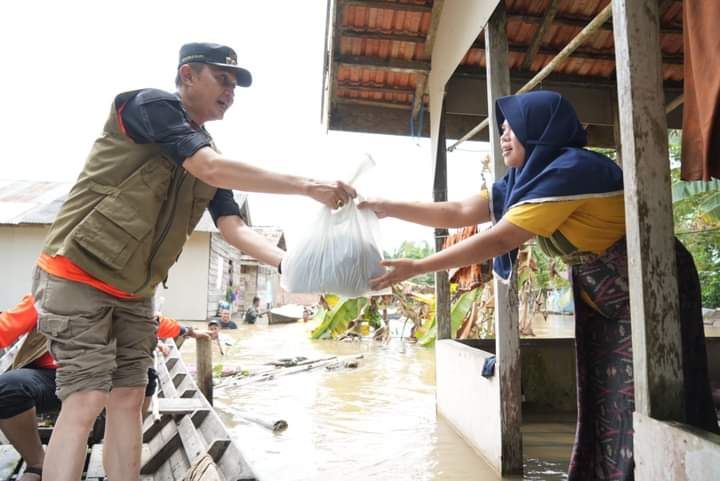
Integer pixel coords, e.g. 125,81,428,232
135,170,188,294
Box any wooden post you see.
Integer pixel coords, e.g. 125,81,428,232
612,0,685,421
485,3,522,475
434,98,451,340
196,336,214,406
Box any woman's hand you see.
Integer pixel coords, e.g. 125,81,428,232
357,198,390,218
369,258,422,290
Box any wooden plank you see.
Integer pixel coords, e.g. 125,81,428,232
196,336,214,405
0,445,21,480
522,0,559,70
506,11,682,35
176,416,208,465
140,421,182,475
485,3,523,475
158,398,206,415
207,439,232,463
85,444,105,480
612,0,685,421
434,99,451,340
143,413,173,443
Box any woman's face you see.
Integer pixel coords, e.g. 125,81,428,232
500,120,526,168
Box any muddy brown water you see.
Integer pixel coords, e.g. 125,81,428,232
180,320,571,481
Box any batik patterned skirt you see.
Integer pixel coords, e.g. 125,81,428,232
567,238,718,481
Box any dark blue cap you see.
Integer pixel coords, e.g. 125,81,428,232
178,42,252,87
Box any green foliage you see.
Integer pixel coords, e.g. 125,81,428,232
385,241,435,286
310,297,368,340
670,129,720,307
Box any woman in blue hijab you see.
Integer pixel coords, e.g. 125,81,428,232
361,91,718,480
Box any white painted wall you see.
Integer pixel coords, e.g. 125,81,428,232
159,232,211,321
0,225,47,310
435,340,502,473
0,226,211,321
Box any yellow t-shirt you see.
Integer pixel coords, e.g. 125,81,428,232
489,191,625,254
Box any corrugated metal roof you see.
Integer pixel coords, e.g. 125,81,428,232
0,180,72,225
0,179,250,233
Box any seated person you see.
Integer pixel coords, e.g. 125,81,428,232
0,294,211,481
243,296,267,325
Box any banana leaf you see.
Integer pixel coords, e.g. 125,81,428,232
450,288,481,335
417,287,480,346
672,179,720,202
310,297,368,340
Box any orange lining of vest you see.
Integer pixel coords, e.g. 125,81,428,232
37,254,137,299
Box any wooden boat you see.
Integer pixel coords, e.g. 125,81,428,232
267,304,305,325
0,339,257,481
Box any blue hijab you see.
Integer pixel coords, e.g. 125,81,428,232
490,91,624,280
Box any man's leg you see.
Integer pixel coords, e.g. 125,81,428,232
32,267,117,481
0,368,61,480
43,390,107,480
103,387,145,480
105,298,157,481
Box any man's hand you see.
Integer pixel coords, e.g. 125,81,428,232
357,198,390,218
184,327,217,340
156,342,171,357
369,258,421,291
306,180,357,209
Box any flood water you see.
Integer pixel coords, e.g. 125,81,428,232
180,320,572,481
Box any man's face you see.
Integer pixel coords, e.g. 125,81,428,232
186,65,237,123
220,309,231,322
209,323,220,334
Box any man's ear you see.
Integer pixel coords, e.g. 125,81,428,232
178,64,195,86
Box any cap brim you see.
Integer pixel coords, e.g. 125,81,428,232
208,63,252,87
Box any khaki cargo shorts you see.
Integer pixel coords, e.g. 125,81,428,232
31,266,158,401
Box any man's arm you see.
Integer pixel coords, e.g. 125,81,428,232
183,147,355,209
217,215,285,269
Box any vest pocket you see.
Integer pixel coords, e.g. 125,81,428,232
187,181,217,234
74,196,153,270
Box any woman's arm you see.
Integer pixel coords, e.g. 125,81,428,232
358,193,491,228
369,219,534,290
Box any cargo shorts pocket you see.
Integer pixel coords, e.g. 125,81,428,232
38,315,71,338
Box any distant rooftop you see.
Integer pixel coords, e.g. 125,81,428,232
0,179,251,232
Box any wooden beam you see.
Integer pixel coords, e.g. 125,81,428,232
336,83,416,96
424,0,445,57
343,0,432,13
612,0,685,421
341,29,426,44
196,336,213,405
333,97,413,110
434,99,450,341
485,3,522,475
507,10,682,35
521,0,560,70
412,73,428,120
335,54,430,73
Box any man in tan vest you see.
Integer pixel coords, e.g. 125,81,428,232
32,42,355,481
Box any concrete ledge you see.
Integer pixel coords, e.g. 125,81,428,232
436,339,502,472
634,413,720,481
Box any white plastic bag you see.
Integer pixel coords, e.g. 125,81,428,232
281,155,385,297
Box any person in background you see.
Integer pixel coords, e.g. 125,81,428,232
243,296,266,325
361,90,718,481
0,294,211,481
211,301,237,329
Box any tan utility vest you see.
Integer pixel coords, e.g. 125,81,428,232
43,95,217,297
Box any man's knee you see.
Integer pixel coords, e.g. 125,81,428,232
61,390,108,424
108,386,146,411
